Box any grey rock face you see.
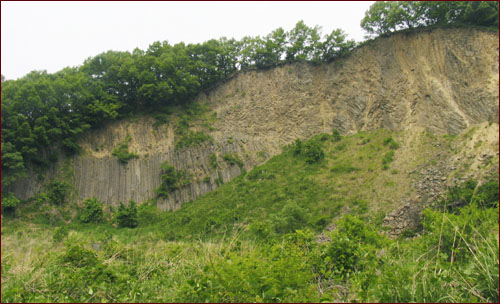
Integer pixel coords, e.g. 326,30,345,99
7,28,499,209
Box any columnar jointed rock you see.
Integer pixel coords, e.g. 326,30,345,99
7,28,499,210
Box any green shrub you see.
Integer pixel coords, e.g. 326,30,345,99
474,179,499,207
79,198,104,223
177,233,318,302
383,136,399,149
50,245,116,302
62,138,81,155
291,139,324,164
52,226,69,242
311,215,329,230
115,201,138,228
335,142,347,151
156,161,190,198
332,129,342,142
209,153,218,169
47,180,69,205
365,179,499,303
321,215,381,279
445,179,476,211
444,178,500,209
292,139,304,155
2,193,20,214
112,135,139,164
273,201,309,234
316,133,330,141
303,141,324,164
137,202,162,226
153,112,169,127
222,153,244,169
61,245,99,268
203,217,221,233
381,150,395,169
246,167,276,181
248,220,275,241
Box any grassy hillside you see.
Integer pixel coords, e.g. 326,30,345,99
2,128,498,302
155,129,409,241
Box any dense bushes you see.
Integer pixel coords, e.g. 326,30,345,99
49,245,117,302
178,230,319,303
475,179,499,207
320,215,382,281
115,201,138,228
1,193,20,214
47,180,69,205
273,201,309,234
79,198,104,223
292,138,325,164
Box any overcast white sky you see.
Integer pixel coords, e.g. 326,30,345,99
1,1,374,80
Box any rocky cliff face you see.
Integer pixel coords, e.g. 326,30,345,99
8,27,499,210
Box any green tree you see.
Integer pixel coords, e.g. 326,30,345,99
115,201,138,228
1,141,27,186
321,29,356,62
361,1,426,35
47,180,69,205
361,1,499,36
286,20,322,62
252,27,287,68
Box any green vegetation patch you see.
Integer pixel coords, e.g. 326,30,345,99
47,180,70,206
209,153,218,169
2,124,499,302
1,193,21,215
2,178,497,302
111,134,139,164
79,198,104,223
222,153,244,169
156,161,191,198
115,201,138,228
175,130,213,149
292,138,325,164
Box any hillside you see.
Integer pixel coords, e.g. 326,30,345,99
2,126,498,302
4,0,500,301
6,27,499,210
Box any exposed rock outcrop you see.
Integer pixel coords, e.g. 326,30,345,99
8,27,499,210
